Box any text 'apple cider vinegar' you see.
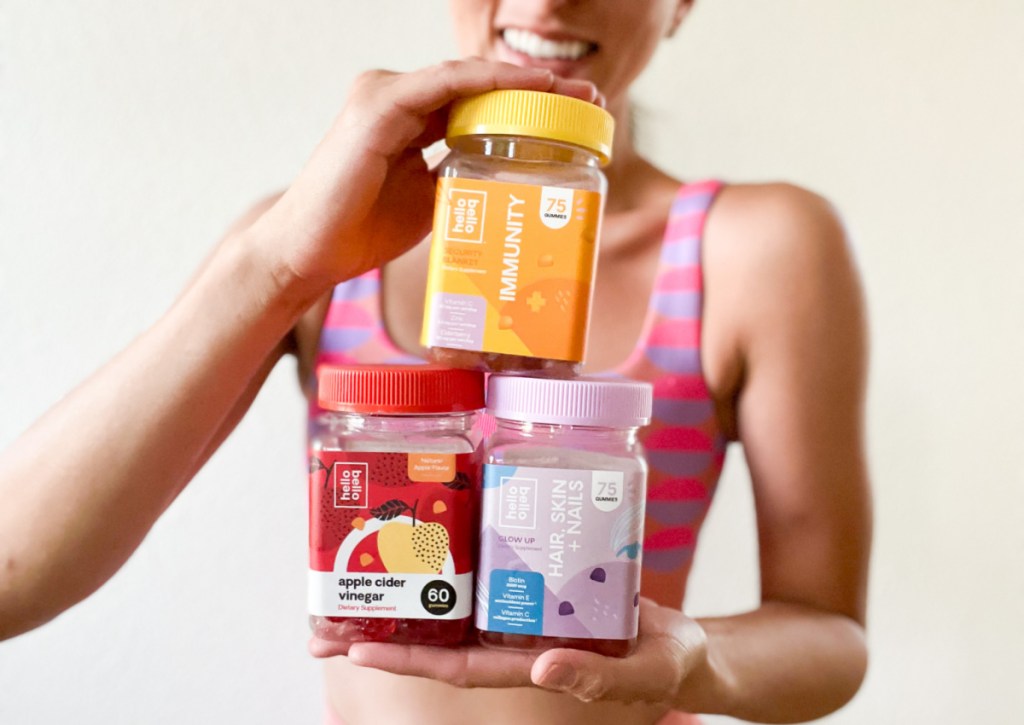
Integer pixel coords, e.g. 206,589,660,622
308,365,484,647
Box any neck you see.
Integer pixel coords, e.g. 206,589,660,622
601,95,649,213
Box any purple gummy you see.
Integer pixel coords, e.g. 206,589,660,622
558,601,575,616
589,568,607,583
634,593,640,607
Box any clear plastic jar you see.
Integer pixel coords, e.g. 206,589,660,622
422,90,614,377
308,365,483,649
476,376,653,657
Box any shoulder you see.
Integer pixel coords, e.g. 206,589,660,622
705,181,862,324
707,182,852,270
700,182,866,417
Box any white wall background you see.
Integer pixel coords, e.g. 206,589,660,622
1,1,1022,723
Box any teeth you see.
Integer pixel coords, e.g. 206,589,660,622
502,28,592,60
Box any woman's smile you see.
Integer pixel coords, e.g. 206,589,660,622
495,26,598,75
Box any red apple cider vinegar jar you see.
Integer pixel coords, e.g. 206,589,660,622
308,365,484,648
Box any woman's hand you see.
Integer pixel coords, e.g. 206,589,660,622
250,59,601,297
311,598,714,706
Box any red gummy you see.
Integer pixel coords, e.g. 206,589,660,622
479,630,634,657
314,615,470,646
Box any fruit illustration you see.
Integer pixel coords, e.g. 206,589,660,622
312,452,472,574
309,453,411,572
410,521,449,572
372,499,451,574
378,519,450,574
347,531,387,573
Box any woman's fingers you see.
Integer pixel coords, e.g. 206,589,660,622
550,75,605,106
347,641,537,689
308,637,352,659
530,634,684,703
347,59,601,153
383,57,596,114
531,599,706,704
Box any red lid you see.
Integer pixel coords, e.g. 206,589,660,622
317,365,485,414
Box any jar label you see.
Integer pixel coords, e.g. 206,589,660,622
422,177,602,363
476,464,644,640
308,451,477,619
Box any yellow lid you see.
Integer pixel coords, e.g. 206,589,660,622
447,90,615,166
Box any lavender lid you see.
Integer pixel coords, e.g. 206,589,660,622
487,376,653,428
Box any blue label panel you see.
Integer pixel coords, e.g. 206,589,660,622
486,569,544,635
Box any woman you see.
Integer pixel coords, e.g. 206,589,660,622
0,1,870,723
302,2,870,724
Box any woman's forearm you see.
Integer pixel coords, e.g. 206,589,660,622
681,601,868,723
0,231,321,640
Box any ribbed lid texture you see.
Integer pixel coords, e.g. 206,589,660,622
318,365,485,414
447,89,614,165
487,376,653,428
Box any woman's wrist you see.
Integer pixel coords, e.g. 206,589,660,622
231,222,335,323
672,619,736,716
674,606,868,721
173,220,334,354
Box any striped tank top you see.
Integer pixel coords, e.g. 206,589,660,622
309,180,727,607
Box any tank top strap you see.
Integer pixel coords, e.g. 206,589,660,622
659,179,724,271
638,179,724,374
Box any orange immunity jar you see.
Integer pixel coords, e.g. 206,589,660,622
421,90,614,377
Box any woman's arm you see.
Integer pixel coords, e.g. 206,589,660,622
0,229,306,640
532,184,871,718
342,183,871,723
0,61,601,641
685,182,872,719
547,183,872,721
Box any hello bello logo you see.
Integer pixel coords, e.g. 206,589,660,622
332,462,368,509
445,188,486,243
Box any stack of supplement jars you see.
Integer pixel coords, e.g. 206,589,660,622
308,90,653,657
